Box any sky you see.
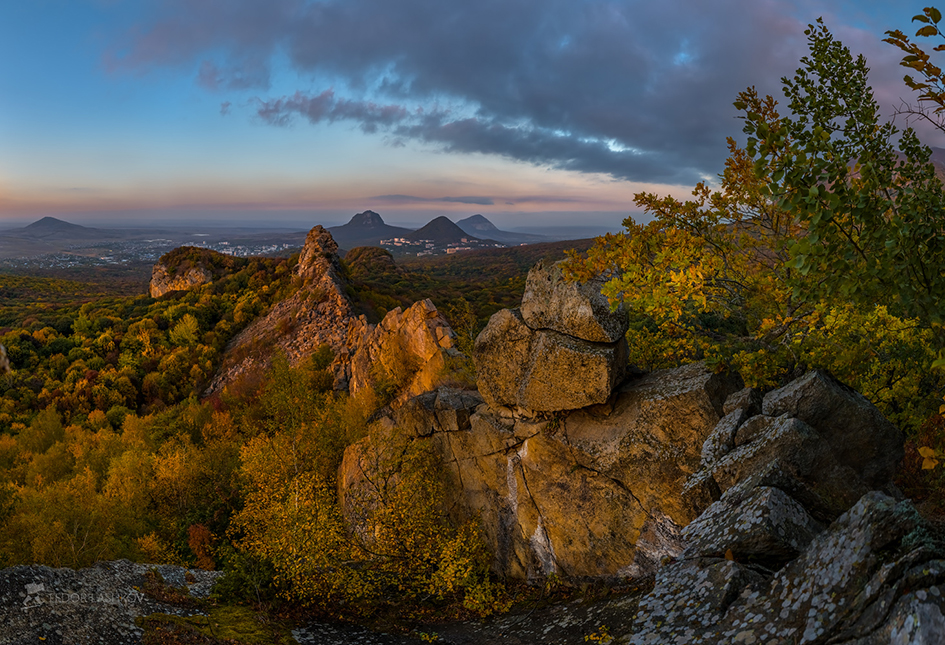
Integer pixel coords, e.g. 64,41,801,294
1,0,943,230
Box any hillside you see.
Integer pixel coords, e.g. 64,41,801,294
14,216,107,240
405,215,480,244
327,210,412,249
457,214,550,244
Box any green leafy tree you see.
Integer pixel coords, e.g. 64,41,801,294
566,17,945,431
741,19,945,330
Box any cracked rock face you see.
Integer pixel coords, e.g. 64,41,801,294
519,259,628,343
473,308,628,412
339,362,742,581
473,259,630,414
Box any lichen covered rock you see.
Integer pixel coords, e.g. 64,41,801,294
628,493,945,645
762,370,904,489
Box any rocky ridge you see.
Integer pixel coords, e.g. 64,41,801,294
204,226,459,398
338,257,945,643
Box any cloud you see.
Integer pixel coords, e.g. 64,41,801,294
108,0,918,185
255,90,410,133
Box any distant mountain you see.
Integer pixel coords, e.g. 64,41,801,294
328,210,412,250
406,216,480,244
10,216,105,240
456,214,550,245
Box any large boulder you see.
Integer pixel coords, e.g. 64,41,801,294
473,309,627,412
762,370,904,488
474,259,631,414
340,362,743,581
520,259,628,343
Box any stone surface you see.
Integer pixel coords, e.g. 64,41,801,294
762,370,904,488
205,225,357,394
474,258,634,414
340,362,741,581
0,559,221,645
344,298,462,404
682,485,823,562
473,308,628,412
722,386,763,417
710,414,870,520
627,492,945,645
519,259,628,343
149,263,212,298
700,408,748,469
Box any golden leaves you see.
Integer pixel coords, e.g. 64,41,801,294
919,445,941,470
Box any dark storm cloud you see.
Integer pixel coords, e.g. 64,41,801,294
109,0,908,185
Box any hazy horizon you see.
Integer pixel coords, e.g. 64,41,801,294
3,2,943,230
0,209,636,236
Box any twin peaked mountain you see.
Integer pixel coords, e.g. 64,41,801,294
326,210,546,250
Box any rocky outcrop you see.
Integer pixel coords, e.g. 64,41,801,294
761,369,904,488
205,226,356,394
338,358,913,595
339,362,744,581
622,371,928,644
473,260,629,413
148,246,246,298
339,298,462,400
206,226,462,399
627,492,944,644
149,263,212,298
0,560,221,645
473,308,628,413
520,258,627,343
684,371,904,525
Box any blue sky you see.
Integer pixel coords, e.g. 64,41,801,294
1,0,942,229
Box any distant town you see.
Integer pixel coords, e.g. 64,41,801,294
0,211,600,270
0,237,300,271
379,236,505,256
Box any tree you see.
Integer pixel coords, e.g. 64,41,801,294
742,19,945,330
884,7,945,133
565,17,945,430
